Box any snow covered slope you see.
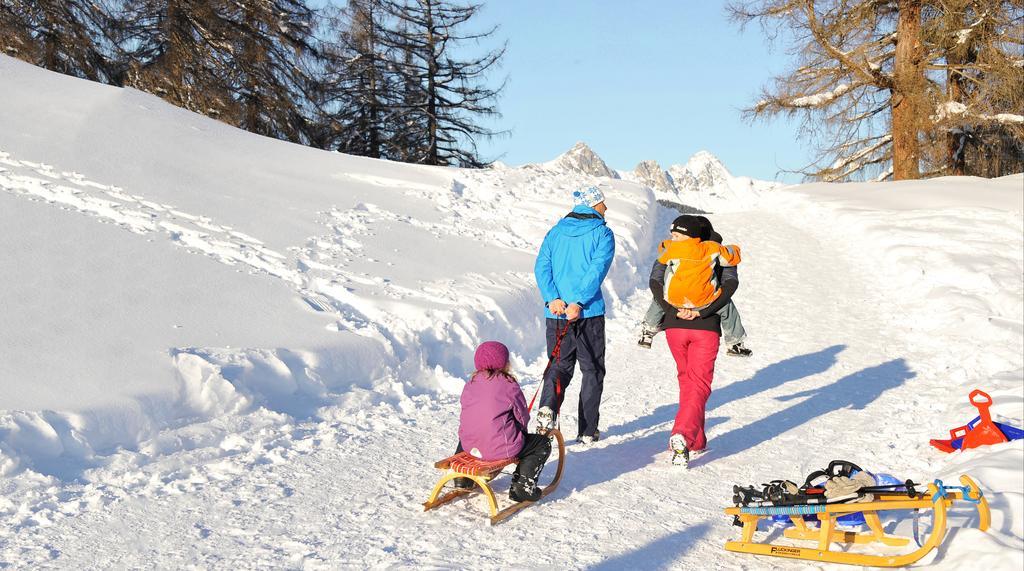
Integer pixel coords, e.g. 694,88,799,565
763,176,1024,570
0,54,659,476
2,55,1023,570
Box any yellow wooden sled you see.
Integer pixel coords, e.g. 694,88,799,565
724,474,990,567
423,429,565,525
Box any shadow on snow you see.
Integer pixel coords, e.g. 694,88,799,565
693,358,915,466
588,522,713,571
560,349,914,492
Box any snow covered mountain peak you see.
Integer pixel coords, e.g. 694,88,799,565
542,144,745,200
664,151,734,194
632,159,675,194
624,151,782,212
549,141,619,179
682,149,732,182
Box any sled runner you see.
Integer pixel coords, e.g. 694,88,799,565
723,474,990,567
423,429,565,525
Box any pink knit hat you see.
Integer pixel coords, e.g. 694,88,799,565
474,341,510,371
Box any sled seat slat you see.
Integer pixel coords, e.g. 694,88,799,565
434,452,517,477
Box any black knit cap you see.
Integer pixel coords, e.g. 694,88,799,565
670,215,702,237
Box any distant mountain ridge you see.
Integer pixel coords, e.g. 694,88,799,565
540,142,780,211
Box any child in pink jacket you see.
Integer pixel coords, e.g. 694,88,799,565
456,341,552,502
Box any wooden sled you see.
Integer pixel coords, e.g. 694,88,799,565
423,429,566,525
723,474,991,567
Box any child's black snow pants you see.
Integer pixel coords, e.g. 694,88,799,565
512,433,552,482
454,433,552,479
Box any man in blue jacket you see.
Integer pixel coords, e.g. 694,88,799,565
534,185,616,445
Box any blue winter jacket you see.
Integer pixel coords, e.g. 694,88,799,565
534,205,616,319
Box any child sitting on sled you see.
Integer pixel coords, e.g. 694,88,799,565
637,215,743,346
455,341,553,502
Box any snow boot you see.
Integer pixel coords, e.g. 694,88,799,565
637,325,657,349
576,429,601,446
669,434,690,468
509,474,541,502
452,477,474,490
509,437,550,502
536,406,555,433
726,342,753,357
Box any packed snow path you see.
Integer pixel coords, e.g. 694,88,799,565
3,208,1009,569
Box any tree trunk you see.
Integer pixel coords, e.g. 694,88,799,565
165,0,187,107
422,0,439,165
242,7,262,134
944,6,974,177
891,0,924,180
946,60,968,176
368,68,380,158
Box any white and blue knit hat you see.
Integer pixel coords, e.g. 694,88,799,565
572,185,605,207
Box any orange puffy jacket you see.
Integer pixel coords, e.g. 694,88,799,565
657,238,742,309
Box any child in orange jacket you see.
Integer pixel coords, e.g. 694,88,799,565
660,228,740,309
638,215,742,344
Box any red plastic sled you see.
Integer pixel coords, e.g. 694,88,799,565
930,389,1024,453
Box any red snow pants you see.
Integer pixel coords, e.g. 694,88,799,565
665,328,720,451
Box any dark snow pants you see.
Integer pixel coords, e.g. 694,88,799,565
513,433,553,482
454,433,552,478
540,316,606,439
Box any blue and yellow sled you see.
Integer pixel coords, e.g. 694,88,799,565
724,475,990,567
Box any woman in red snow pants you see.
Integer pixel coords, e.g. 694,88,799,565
649,246,738,453
664,329,720,450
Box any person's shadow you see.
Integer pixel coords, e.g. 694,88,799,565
606,344,846,438
693,358,916,465
560,354,913,491
588,522,713,570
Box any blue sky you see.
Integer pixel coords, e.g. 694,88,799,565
469,1,808,182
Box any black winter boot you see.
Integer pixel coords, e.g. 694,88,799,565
509,435,552,502
637,326,656,349
726,342,753,357
509,474,541,502
452,477,474,490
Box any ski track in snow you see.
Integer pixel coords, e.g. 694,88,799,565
3,193,1018,569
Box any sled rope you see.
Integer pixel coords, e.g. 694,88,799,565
527,319,571,413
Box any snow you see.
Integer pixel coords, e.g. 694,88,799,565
2,55,1024,569
787,83,854,107
934,101,1024,125
989,114,1024,124
662,153,780,213
0,54,659,477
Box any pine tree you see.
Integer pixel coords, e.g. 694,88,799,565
2,0,506,167
731,1,924,181
731,0,1022,181
114,1,234,118
318,0,404,158
226,1,322,142
113,0,322,143
924,0,1024,177
0,0,117,82
376,0,506,167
